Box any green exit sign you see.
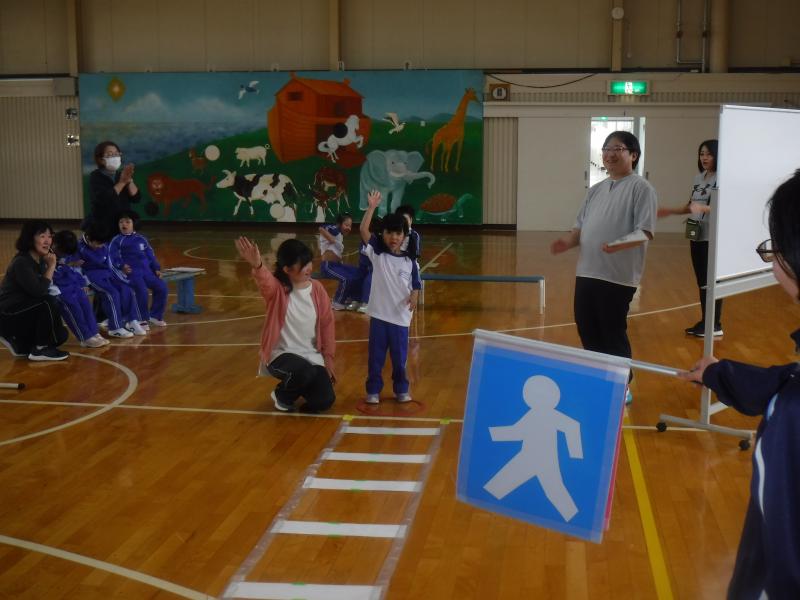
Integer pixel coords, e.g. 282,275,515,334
608,80,650,95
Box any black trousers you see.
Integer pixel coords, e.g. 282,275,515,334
574,277,636,374
0,296,69,352
267,352,335,413
689,240,722,327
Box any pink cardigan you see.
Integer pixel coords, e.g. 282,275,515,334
251,265,336,372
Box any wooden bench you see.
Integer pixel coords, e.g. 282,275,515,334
160,268,206,314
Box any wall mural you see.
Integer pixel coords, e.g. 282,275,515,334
79,71,483,224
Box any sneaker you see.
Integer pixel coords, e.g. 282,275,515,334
345,301,360,311
149,317,167,327
93,334,111,346
0,335,28,358
332,302,346,311
365,394,380,405
139,321,151,331
396,393,412,403
81,335,106,348
28,346,69,361
271,390,295,412
98,319,109,330
126,321,147,336
625,389,633,406
108,327,134,338
357,303,369,314
686,322,723,338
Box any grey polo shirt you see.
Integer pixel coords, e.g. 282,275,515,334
574,173,658,287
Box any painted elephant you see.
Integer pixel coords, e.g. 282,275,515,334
359,149,436,217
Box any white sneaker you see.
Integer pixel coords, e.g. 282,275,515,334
357,303,368,313
126,321,147,336
332,302,346,311
365,394,380,405
345,301,360,311
98,319,109,330
139,321,151,331
149,317,167,327
109,327,134,338
94,334,110,346
396,393,412,403
81,335,106,348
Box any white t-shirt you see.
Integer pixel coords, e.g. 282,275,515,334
319,224,344,258
362,239,421,327
269,284,324,366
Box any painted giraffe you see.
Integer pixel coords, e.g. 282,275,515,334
428,87,479,173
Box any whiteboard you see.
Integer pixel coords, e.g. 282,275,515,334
716,105,800,281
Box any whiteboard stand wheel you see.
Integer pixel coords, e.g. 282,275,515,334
739,439,751,451
656,421,667,433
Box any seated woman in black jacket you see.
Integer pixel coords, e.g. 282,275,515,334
0,221,69,361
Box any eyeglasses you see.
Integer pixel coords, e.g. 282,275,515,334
601,146,629,155
756,239,776,263
103,152,122,158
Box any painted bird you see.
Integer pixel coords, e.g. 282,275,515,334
238,81,260,100
383,112,406,134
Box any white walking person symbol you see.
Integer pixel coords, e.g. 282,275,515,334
483,375,583,521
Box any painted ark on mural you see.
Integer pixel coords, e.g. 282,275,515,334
79,71,483,224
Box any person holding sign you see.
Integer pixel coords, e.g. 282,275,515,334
658,140,722,337
551,131,657,404
681,170,800,599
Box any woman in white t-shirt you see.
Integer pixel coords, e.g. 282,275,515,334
658,139,722,337
235,236,336,413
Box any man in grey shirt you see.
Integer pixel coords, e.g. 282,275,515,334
551,131,657,404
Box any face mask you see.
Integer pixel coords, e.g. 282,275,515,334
104,156,122,171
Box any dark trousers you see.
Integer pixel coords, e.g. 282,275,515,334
366,317,409,395
0,296,69,351
574,276,636,365
689,240,722,327
267,352,335,413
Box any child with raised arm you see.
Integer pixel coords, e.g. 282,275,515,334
235,236,336,413
360,190,421,404
318,212,362,310
109,211,168,328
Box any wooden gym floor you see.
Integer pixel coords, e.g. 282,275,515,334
0,223,796,599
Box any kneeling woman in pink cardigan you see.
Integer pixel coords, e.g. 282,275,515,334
235,236,336,413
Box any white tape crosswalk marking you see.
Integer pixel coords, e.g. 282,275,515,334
226,581,380,599
322,451,430,463
271,520,407,538
303,477,421,492
344,426,439,436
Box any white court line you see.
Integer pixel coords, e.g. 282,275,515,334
0,353,138,448
419,242,453,272
271,520,407,538
344,426,440,436
322,451,430,463
226,582,379,600
303,477,422,492
0,534,212,600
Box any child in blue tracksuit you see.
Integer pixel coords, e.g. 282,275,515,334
356,215,383,314
319,212,362,310
109,211,168,328
51,230,109,348
682,170,800,599
395,204,422,260
79,225,144,338
359,190,421,404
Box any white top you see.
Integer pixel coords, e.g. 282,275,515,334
270,284,324,366
363,240,420,328
319,224,344,258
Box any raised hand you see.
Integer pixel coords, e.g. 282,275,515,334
367,189,382,209
235,236,263,268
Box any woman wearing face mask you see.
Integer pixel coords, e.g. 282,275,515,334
83,141,140,242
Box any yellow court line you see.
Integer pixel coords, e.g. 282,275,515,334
622,412,674,600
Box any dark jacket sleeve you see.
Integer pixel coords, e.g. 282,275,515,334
8,256,51,298
702,359,800,416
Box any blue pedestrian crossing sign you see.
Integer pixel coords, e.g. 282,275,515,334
456,330,630,543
